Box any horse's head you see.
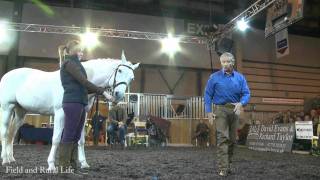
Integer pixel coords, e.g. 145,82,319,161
111,51,140,102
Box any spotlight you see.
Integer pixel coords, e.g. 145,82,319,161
0,21,8,44
236,18,249,31
160,33,181,58
79,31,99,50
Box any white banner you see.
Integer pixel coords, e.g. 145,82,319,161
275,28,290,59
262,98,304,105
295,121,313,140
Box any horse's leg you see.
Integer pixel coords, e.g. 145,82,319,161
78,114,89,169
0,103,14,165
47,109,64,171
7,105,25,163
77,96,94,169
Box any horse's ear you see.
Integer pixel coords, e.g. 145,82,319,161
121,50,127,63
132,62,140,70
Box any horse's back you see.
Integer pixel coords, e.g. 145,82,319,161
0,68,34,103
0,68,59,109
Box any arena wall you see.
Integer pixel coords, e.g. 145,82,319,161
234,30,320,123
0,2,319,125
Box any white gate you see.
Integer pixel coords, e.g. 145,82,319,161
119,93,205,119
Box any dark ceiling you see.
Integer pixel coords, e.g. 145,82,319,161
6,0,320,38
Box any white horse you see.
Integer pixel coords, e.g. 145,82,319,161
0,51,139,170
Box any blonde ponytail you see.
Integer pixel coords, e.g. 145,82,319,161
58,45,67,67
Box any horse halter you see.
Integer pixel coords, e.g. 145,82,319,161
109,64,134,95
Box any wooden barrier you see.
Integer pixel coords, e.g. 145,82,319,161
168,118,216,146
87,101,108,119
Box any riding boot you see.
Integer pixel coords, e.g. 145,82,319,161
58,142,73,171
59,142,83,177
71,143,89,175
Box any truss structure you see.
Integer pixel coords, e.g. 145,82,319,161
5,0,277,47
207,0,276,48
6,22,205,44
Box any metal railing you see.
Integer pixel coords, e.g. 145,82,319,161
118,93,206,119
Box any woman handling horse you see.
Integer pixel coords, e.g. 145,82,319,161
58,40,113,174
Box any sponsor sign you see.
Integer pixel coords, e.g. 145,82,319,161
247,124,295,153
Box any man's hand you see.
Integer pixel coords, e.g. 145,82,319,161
207,112,215,125
103,91,115,102
232,103,242,116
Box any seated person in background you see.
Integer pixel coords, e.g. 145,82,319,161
193,119,210,147
288,116,295,123
310,109,320,136
298,111,305,120
91,112,106,145
304,114,311,121
283,110,292,124
295,115,303,122
146,119,166,146
274,112,284,124
147,120,158,144
126,112,135,127
107,102,127,145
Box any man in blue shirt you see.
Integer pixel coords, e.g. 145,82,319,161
204,52,250,177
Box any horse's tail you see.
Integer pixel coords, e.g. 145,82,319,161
0,105,17,141
7,111,16,141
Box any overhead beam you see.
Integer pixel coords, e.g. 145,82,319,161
6,22,205,44
3,0,278,49
207,0,276,46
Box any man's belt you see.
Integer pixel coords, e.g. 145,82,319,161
216,103,235,109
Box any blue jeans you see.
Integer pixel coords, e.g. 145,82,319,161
107,124,127,145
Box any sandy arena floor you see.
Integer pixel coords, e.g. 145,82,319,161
0,145,319,180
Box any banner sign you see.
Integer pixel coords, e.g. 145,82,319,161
265,0,304,37
275,28,290,58
295,121,313,139
247,124,295,153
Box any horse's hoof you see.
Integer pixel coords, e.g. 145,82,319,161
47,165,57,172
8,157,16,163
2,159,10,166
80,162,90,169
